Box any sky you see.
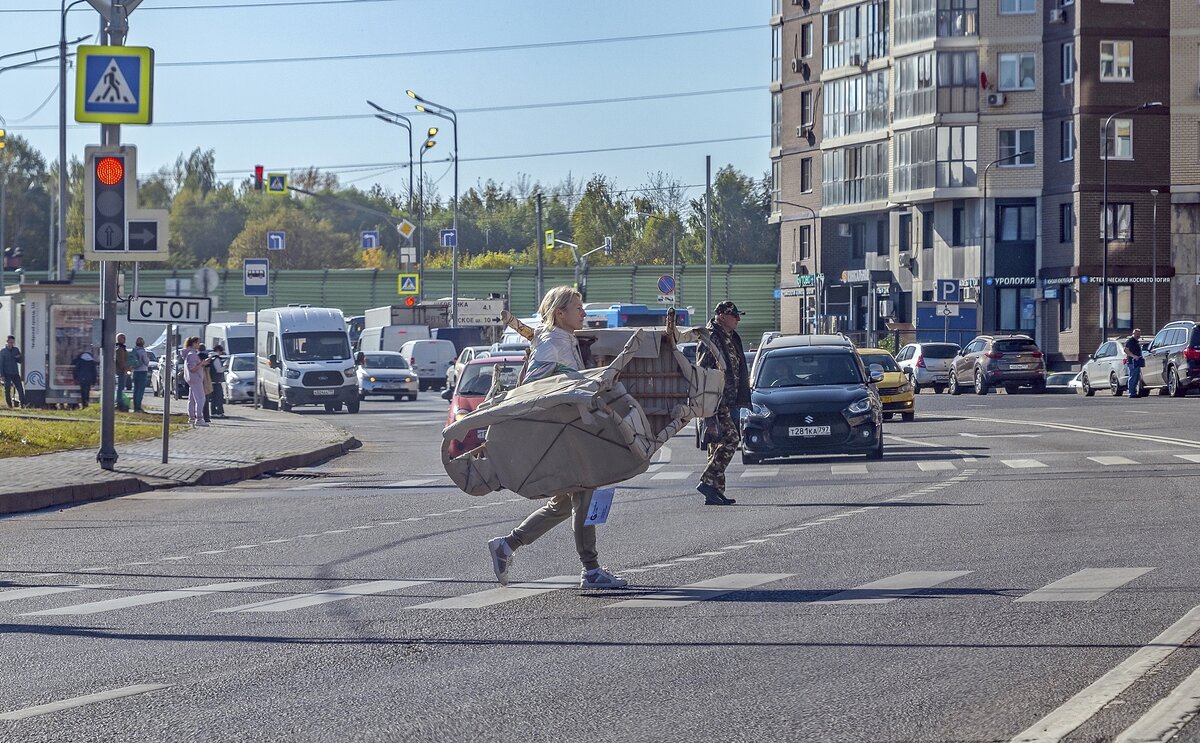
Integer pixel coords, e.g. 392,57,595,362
1,0,769,205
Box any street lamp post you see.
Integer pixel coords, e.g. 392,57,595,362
418,138,436,300
1151,188,1159,331
408,90,459,327
366,102,414,214
1102,101,1162,339
981,150,1033,333
59,0,91,280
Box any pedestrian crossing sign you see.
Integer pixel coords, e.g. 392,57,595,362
398,273,419,296
267,173,288,195
75,45,154,124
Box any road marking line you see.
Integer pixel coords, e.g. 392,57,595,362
885,434,942,448
1114,663,1200,742
409,575,577,609
159,556,189,561
672,557,706,562
641,563,677,568
963,415,1200,451
697,552,727,557
1088,456,1139,466
0,584,109,603
196,550,226,555
742,539,770,544
721,545,749,550
1015,568,1155,603
1002,459,1047,469
21,580,278,617
231,545,258,550
606,573,793,608
741,467,780,478
1176,454,1200,464
352,525,375,530
650,471,690,481
831,464,869,475
917,461,956,471
0,684,173,721
386,479,438,488
215,580,428,613
653,446,673,465
77,567,110,573
265,539,292,544
814,571,972,605
1009,603,1200,743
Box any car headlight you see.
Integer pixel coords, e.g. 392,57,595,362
227,374,239,384
344,367,355,378
748,402,771,418
846,397,872,415
898,382,912,394
284,368,301,379
368,376,376,382
453,408,467,421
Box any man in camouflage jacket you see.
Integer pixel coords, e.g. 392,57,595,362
696,301,751,505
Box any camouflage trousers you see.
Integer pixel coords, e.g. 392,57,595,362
700,406,740,495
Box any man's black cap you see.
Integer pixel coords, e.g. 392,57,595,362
714,301,745,318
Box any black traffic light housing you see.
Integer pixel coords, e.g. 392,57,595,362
254,165,264,191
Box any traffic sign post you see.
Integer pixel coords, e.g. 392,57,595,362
244,259,269,297
398,273,420,296
361,230,380,249
937,279,960,303
127,295,213,324
439,229,457,249
267,173,287,195
455,299,504,326
267,231,286,251
75,45,154,125
937,302,960,342
83,144,170,262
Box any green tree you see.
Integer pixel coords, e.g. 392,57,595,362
681,165,777,265
0,134,52,271
227,205,354,269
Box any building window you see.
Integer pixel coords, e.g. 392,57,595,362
922,208,934,249
822,142,889,207
895,52,935,121
1059,286,1074,332
1061,42,1074,83
937,50,980,113
877,218,889,256
1101,202,1133,241
799,224,812,259
998,204,1037,241
772,25,783,82
999,53,1036,91
998,129,1035,166
1102,118,1133,160
1106,285,1132,330
999,288,1037,331
801,23,813,58
937,125,978,187
851,222,866,259
999,0,1035,14
771,160,782,215
1060,203,1074,243
822,72,889,138
894,127,936,193
823,2,889,69
899,213,913,253
801,90,814,127
937,0,979,38
952,200,967,246
801,158,813,193
1100,41,1133,81
771,92,782,149
1060,120,1074,161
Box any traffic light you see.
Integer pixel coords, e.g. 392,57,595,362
404,296,416,307
254,165,264,191
92,154,127,252
0,129,6,150
602,236,613,256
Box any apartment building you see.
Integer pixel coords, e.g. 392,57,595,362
772,0,1173,364
1170,0,1200,318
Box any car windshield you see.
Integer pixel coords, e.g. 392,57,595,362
363,354,410,369
458,362,523,396
281,332,351,361
860,353,899,372
230,356,255,372
921,344,959,358
756,352,863,388
226,337,254,355
994,339,1039,353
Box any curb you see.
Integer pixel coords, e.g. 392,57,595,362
0,435,362,517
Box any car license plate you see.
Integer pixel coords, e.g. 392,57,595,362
789,426,831,437
934,374,949,381
313,389,335,396
1008,364,1029,369
476,428,487,441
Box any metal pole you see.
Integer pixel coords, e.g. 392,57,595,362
671,229,677,308
1151,189,1158,330
450,112,459,328
97,4,125,471
1102,116,1110,340
253,297,259,409
418,148,426,290
161,323,171,463
535,191,544,302
981,167,989,335
704,155,712,313
0,165,6,293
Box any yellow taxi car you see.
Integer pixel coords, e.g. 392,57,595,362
857,348,915,422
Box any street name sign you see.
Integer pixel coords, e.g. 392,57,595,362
75,45,154,125
128,295,212,324
244,259,269,297
455,299,503,325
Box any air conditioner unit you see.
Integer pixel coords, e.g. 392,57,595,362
961,286,979,303
1049,8,1066,23
898,250,911,266
797,124,813,138
850,53,863,67
878,300,894,317
1195,81,1200,97
986,92,1007,107
791,261,803,275
838,223,852,237
791,58,802,73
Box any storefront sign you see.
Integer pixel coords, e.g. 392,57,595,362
1078,275,1171,285
984,277,1037,287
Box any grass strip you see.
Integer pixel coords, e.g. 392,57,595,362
0,411,188,458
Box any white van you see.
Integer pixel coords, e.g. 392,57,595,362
398,339,457,391
205,322,254,356
355,325,430,354
257,306,359,413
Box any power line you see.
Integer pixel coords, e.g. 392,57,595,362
2,0,410,12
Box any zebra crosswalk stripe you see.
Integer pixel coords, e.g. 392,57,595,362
814,571,972,605
408,575,577,609
1002,459,1047,469
741,468,780,478
0,584,109,603
20,580,278,617
214,580,430,613
1088,456,1138,466
606,574,793,608
650,471,690,481
1014,568,1154,603
831,464,868,475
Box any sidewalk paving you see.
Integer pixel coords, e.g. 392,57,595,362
0,399,360,516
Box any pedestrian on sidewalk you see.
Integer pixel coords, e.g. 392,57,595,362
72,351,98,409
182,336,211,427
1123,329,1145,398
695,301,751,506
0,336,25,409
486,286,628,590
199,345,213,423
208,344,227,418
114,333,130,412
131,336,151,413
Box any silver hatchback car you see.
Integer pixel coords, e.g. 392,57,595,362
896,342,960,394
1080,338,1145,396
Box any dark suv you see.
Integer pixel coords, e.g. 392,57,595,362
1135,321,1200,397
948,334,1046,395
740,338,884,464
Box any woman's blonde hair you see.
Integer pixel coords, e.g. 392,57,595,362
537,286,582,328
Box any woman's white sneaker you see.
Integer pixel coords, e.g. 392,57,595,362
487,537,515,586
581,566,628,589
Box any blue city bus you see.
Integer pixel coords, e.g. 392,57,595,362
583,303,690,328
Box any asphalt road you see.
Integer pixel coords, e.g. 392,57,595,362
4,389,1200,742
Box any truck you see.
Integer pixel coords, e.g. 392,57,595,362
364,303,449,330
256,306,360,413
205,322,254,356
356,324,431,353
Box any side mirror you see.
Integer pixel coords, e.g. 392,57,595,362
957,349,965,356
441,388,454,401
869,363,885,384
268,354,278,369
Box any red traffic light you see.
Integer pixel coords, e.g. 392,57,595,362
96,157,124,186
254,165,264,191
404,296,416,307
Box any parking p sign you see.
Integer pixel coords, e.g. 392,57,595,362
244,258,269,297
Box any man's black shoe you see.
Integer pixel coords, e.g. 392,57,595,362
697,482,735,506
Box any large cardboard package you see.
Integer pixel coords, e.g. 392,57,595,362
442,326,724,499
